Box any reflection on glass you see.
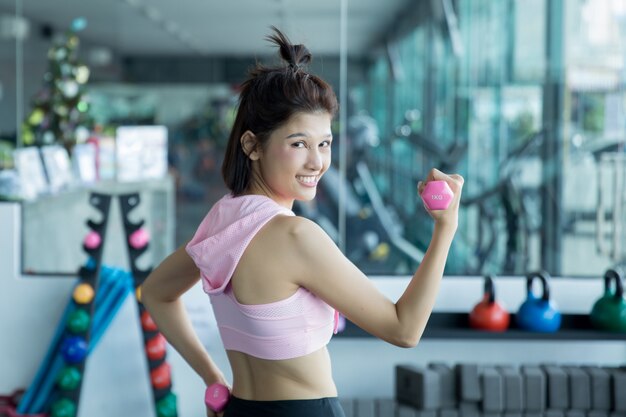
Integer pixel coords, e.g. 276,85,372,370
310,0,625,277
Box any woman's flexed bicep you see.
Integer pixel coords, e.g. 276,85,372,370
285,217,414,347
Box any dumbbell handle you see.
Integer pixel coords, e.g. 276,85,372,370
205,383,230,412
421,180,454,211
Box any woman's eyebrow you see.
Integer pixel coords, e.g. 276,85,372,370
285,132,332,139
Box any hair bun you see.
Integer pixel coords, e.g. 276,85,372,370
267,26,312,69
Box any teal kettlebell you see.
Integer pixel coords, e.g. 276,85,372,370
516,271,561,332
590,268,626,332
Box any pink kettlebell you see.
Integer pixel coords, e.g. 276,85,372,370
83,231,102,249
129,228,150,249
421,180,454,211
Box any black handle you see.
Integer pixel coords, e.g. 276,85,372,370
483,275,496,304
604,268,624,299
526,270,551,302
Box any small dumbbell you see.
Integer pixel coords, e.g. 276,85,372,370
205,383,230,413
421,180,454,210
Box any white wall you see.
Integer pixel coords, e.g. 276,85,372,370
1,201,625,417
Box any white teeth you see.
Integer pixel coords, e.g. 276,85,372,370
297,176,317,184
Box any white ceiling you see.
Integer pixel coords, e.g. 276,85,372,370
0,0,412,56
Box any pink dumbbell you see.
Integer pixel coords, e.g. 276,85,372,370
129,228,150,249
205,383,230,413
421,180,453,210
83,231,102,249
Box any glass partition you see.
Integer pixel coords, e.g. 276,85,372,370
334,0,625,277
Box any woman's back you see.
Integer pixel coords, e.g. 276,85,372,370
227,214,338,400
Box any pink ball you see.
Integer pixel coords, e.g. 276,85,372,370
83,231,101,249
129,228,150,249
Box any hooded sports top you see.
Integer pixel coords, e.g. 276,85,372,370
186,193,339,360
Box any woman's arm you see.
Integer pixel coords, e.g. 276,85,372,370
290,169,463,347
141,244,227,386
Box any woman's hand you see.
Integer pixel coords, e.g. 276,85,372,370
418,168,464,230
205,374,231,417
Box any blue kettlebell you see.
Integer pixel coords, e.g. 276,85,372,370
516,271,562,332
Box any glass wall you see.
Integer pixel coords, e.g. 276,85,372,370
333,0,626,277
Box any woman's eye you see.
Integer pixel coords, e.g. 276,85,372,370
320,140,331,147
292,141,305,148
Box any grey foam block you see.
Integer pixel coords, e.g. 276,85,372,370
340,397,354,417
460,401,481,417
583,366,611,411
439,409,459,417
545,410,565,417
483,413,501,417
456,364,482,402
611,368,626,412
377,398,397,417
565,410,585,417
522,413,542,417
503,413,521,417
396,365,441,410
429,363,458,408
588,412,609,417
563,366,591,410
610,414,626,417
355,398,376,417
398,404,420,417
542,365,569,410
498,366,525,412
419,411,438,417
521,366,547,411
482,367,505,412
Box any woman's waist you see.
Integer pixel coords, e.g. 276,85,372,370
227,348,337,401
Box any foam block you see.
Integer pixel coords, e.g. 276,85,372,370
521,365,546,411
456,364,482,402
355,398,375,417
482,367,505,412
396,365,441,410
563,367,590,410
542,365,569,410
583,367,611,411
611,368,626,412
377,398,396,417
429,363,458,409
498,366,524,412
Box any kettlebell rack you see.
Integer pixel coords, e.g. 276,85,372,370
336,272,626,341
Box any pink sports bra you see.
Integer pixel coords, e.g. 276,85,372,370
186,193,338,360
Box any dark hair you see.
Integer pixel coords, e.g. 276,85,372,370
221,27,339,195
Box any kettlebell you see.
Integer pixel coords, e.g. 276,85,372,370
469,275,510,332
516,271,561,332
590,268,626,332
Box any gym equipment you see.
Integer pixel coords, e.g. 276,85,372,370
72,283,94,304
469,276,510,332
421,180,453,211
141,311,158,332
156,393,178,417
146,333,167,360
129,228,150,249
60,336,88,364
395,365,441,410
516,271,561,333
17,192,178,417
66,309,90,334
50,398,76,417
205,382,230,413
56,367,81,391
590,268,626,332
83,231,101,249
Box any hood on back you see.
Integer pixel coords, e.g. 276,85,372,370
185,194,294,295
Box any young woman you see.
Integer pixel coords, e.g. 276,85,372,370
141,27,464,417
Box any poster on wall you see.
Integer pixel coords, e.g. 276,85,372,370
116,125,168,183
41,145,73,192
13,147,48,199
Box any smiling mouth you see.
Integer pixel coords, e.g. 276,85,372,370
296,175,318,186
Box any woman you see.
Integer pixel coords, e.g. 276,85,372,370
141,27,464,417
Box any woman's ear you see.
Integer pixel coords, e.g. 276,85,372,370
240,131,261,161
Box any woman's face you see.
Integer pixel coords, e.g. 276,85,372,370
247,111,333,209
